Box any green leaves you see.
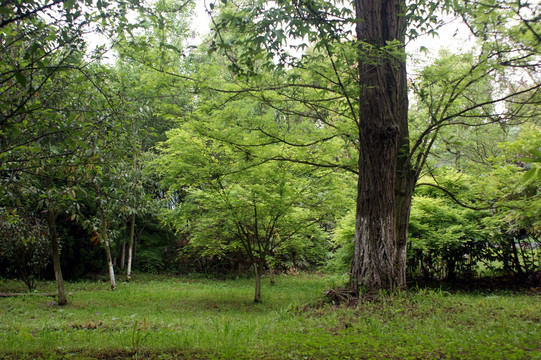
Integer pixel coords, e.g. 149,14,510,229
522,167,540,183
156,96,342,276
0,208,52,290
208,0,355,76
405,0,454,41
64,0,77,11
519,149,541,183
13,71,27,87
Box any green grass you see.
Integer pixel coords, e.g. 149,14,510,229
0,273,539,359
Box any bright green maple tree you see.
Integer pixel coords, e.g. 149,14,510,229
156,112,343,302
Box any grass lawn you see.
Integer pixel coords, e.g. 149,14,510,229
0,273,539,359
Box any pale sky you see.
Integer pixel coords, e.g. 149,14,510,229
87,0,474,68
188,0,474,68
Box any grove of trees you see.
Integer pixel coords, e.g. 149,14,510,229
0,0,539,303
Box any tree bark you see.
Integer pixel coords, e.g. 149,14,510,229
254,262,263,303
510,237,523,277
120,239,126,271
105,241,116,290
268,264,275,285
100,210,116,290
349,0,411,294
126,213,135,281
46,209,68,305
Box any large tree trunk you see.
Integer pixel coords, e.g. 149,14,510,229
47,209,68,305
126,213,135,282
349,0,411,294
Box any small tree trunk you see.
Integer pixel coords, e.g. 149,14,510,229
254,262,263,303
105,241,116,290
18,252,36,291
447,256,456,281
510,237,523,277
269,265,275,286
120,240,126,271
47,209,67,306
126,213,136,282
100,210,116,290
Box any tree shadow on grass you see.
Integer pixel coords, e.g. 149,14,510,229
409,270,541,294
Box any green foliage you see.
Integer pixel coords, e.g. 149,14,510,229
498,125,541,184
409,156,540,279
0,208,51,290
1,0,539,289
408,174,491,280
158,122,335,265
155,101,348,296
132,220,178,274
0,0,162,291
325,210,355,274
325,153,540,281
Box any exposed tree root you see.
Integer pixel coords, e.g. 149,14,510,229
324,288,359,306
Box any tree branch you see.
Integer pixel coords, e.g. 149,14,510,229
416,182,494,211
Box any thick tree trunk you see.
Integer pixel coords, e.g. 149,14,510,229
349,0,411,294
126,213,135,281
47,209,68,305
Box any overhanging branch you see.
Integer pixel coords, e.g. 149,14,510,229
416,182,494,211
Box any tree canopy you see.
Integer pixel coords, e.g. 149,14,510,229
0,0,539,303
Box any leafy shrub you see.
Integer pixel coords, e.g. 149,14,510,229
0,208,52,290
325,211,355,274
407,194,489,280
134,248,166,273
133,220,179,274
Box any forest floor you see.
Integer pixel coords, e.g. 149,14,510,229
0,273,539,359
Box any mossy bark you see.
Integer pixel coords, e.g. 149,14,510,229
349,0,412,294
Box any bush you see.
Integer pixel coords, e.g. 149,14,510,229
324,211,355,274
0,208,52,290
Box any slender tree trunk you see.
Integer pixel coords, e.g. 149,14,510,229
100,210,116,290
254,262,263,303
127,150,138,281
349,0,411,294
134,232,138,260
510,237,523,277
120,240,126,271
447,256,456,280
47,209,67,305
269,265,275,285
126,213,135,282
105,241,116,290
